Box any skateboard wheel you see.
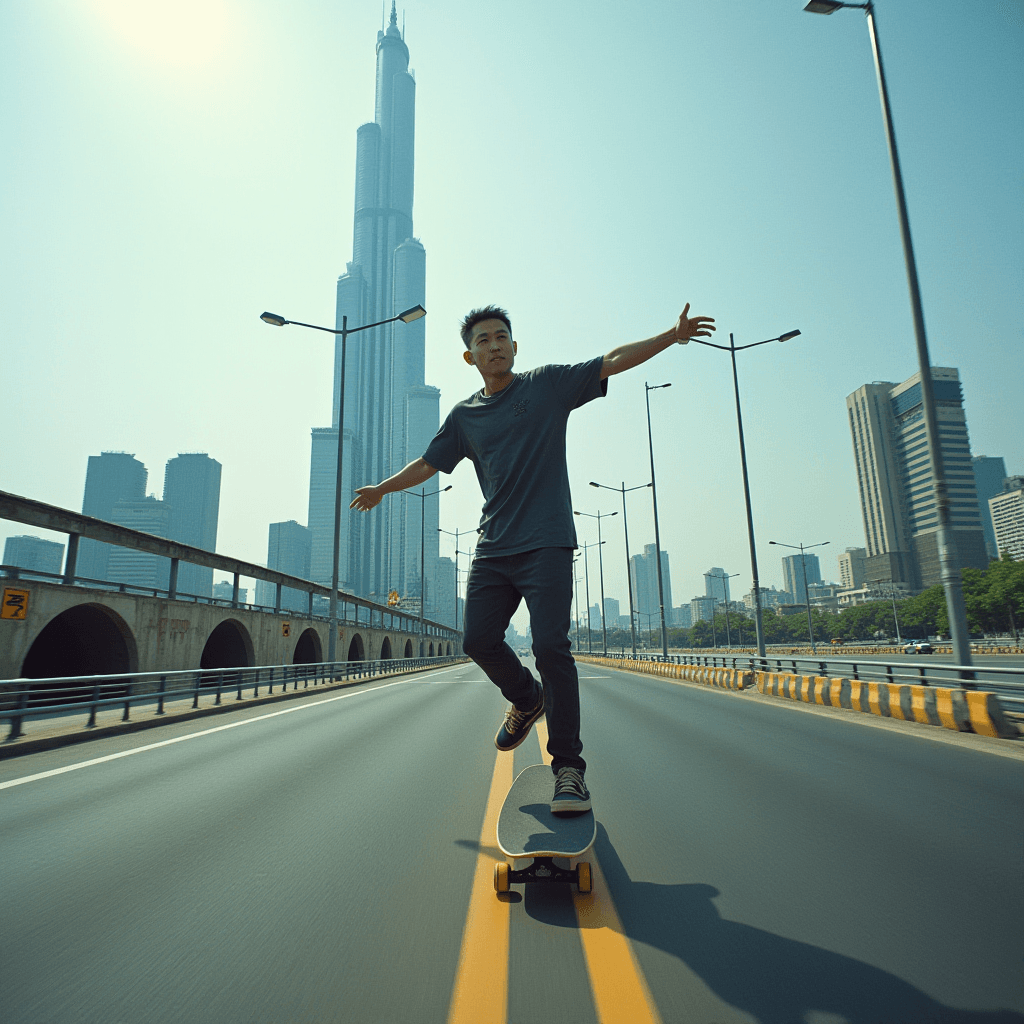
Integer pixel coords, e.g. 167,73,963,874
576,861,592,893
494,862,510,893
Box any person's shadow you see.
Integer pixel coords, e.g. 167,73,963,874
518,823,1024,1024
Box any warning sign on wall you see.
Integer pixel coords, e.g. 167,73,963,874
282,622,291,637
1,588,29,620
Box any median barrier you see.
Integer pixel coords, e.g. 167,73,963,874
753,670,1016,739
576,655,750,691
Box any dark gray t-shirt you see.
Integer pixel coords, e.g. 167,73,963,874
423,358,608,557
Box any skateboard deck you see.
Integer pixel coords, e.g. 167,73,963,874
493,764,595,894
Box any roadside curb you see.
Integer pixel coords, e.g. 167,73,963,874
577,655,750,691
0,659,471,760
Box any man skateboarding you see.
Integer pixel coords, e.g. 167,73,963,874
350,303,715,814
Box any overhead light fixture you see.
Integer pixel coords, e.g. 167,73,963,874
398,304,427,323
260,312,287,326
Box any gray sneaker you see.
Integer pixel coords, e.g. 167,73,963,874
551,766,592,815
494,691,544,752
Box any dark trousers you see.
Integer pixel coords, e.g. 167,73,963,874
462,547,585,773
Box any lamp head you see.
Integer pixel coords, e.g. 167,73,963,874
779,330,801,342
443,485,452,492
260,312,287,327
804,0,844,12
398,304,427,323
589,481,599,488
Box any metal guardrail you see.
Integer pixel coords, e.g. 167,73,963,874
0,656,468,741
592,652,1024,713
0,489,460,642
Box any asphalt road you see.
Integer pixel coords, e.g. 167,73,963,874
1,658,1022,1024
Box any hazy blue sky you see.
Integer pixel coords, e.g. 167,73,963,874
3,0,1022,631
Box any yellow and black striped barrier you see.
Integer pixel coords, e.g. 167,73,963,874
754,670,1019,739
577,656,750,692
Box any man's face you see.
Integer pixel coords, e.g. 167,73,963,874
464,318,516,375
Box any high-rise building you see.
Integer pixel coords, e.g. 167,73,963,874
602,597,620,625
846,368,987,592
674,604,692,628
630,544,673,623
107,496,172,591
690,595,716,624
973,456,1007,561
837,547,867,590
255,520,312,612
309,4,440,611
704,567,730,604
213,580,248,605
781,553,821,605
990,477,1024,561
79,452,147,582
163,453,221,598
3,535,65,579
589,603,602,629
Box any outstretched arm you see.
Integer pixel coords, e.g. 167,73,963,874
349,457,437,512
600,303,715,380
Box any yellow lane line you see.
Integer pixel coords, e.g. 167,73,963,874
447,749,514,1024
536,718,663,1024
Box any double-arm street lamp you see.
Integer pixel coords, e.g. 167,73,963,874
705,571,740,648
574,509,617,654
260,304,427,663
402,484,452,652
769,539,829,654
645,382,672,657
803,0,972,673
590,479,652,657
438,526,475,632
578,538,605,654
689,329,800,662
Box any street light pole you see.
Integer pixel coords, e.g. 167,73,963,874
259,304,427,665
689,328,800,664
645,381,672,657
770,540,829,654
803,0,972,674
402,484,451,654
574,510,618,655
579,539,604,655
705,571,740,649
591,480,651,657
439,526,475,632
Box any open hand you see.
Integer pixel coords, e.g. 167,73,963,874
350,485,383,511
674,303,716,344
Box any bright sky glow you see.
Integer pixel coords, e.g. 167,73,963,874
2,0,1022,633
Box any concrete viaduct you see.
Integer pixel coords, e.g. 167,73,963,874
0,491,461,681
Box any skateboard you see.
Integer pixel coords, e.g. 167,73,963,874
494,764,596,895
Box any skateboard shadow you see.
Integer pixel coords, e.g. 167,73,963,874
534,824,1024,1024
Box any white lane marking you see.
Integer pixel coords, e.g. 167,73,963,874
0,666,471,792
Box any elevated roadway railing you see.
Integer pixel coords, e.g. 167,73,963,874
0,489,459,642
592,652,1024,715
0,655,467,741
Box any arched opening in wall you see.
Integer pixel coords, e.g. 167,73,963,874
347,634,365,662
404,639,413,658
380,636,392,660
293,628,322,664
199,619,253,686
20,603,138,703
446,642,451,656
428,642,434,657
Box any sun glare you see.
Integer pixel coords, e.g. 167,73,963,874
90,0,233,68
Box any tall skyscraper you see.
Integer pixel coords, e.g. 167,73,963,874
255,520,313,612
107,496,172,591
3,535,65,578
705,567,730,604
630,544,672,622
973,455,1007,561
309,3,440,611
990,477,1024,561
163,453,221,598
847,368,987,591
79,452,147,582
781,553,821,605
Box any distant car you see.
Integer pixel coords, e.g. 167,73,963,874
904,641,933,655
830,637,844,645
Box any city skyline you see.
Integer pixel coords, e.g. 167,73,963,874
3,1,1021,636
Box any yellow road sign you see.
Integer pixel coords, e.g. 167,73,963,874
282,622,291,637
2,588,29,620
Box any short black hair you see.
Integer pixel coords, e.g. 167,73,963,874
460,305,512,349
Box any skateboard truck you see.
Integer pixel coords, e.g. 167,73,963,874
494,857,592,893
